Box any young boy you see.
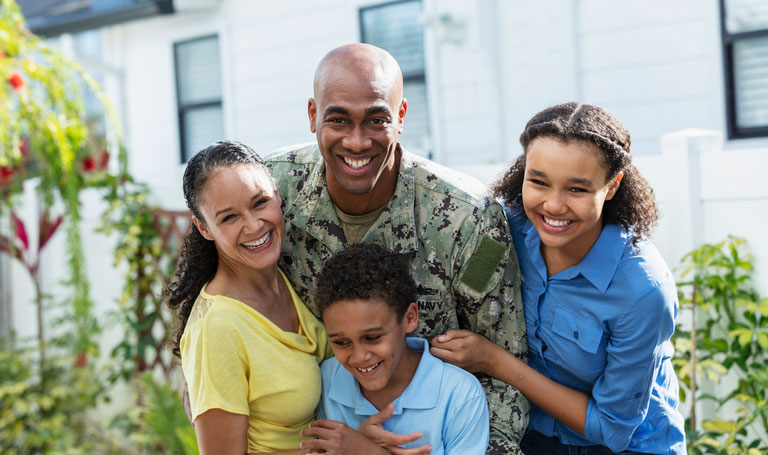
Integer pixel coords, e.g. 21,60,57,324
311,243,490,455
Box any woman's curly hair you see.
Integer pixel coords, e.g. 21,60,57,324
164,140,272,357
492,102,658,245
315,243,417,320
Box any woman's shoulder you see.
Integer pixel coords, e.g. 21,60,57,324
185,289,255,334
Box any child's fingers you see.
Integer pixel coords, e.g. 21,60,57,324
380,429,424,446
362,402,395,426
389,444,432,455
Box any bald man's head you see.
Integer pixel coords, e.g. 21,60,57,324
313,43,403,105
307,43,408,213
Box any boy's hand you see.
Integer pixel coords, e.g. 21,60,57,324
429,329,498,373
300,420,388,455
358,404,431,454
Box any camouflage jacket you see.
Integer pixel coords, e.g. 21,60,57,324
267,143,529,454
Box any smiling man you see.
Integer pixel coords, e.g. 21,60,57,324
266,43,529,454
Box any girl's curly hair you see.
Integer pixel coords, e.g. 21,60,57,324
164,140,272,357
492,102,658,245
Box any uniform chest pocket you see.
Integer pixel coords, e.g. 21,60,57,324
551,307,604,354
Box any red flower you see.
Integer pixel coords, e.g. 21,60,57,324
0,50,6,58
82,156,96,172
75,352,88,368
0,166,13,185
7,72,24,91
19,137,29,156
11,212,29,251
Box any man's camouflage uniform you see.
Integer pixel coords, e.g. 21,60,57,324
267,143,529,454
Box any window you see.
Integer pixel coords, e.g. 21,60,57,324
360,0,432,158
174,35,224,162
721,0,768,138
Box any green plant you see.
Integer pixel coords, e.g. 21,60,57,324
0,338,106,454
672,236,768,454
0,0,125,356
98,181,188,382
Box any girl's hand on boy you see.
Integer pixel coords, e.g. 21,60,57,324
301,418,430,455
430,329,498,373
358,403,431,455
301,419,387,454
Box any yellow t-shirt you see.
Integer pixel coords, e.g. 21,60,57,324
180,270,331,453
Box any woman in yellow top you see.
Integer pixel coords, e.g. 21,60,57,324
165,141,403,455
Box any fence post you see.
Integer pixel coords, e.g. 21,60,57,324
659,128,723,430
659,129,722,261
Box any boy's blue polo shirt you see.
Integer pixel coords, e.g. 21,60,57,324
318,337,489,455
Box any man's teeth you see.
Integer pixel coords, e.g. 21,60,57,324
343,156,372,170
544,217,571,227
242,231,270,248
357,362,380,373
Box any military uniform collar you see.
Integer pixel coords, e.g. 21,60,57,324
282,144,418,254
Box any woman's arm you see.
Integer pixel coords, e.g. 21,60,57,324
195,409,250,455
430,330,589,435
196,408,308,455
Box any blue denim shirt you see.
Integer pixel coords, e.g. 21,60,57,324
506,207,686,454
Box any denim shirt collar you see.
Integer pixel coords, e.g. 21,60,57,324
522,221,625,294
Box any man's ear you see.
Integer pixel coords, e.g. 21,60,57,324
192,216,214,241
403,301,419,333
308,98,317,133
606,171,624,201
397,98,407,134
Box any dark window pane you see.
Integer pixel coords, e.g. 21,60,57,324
724,0,768,34
176,36,222,104
361,1,425,76
400,80,431,156
181,106,224,162
734,36,768,129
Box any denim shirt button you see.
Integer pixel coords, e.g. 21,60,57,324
573,331,579,339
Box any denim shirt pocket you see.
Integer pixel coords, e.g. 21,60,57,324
549,306,607,383
552,306,604,354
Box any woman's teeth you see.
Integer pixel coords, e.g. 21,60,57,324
343,156,372,170
544,217,572,227
242,231,271,249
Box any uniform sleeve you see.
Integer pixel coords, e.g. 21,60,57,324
451,201,529,453
443,393,490,455
180,314,250,420
584,281,677,452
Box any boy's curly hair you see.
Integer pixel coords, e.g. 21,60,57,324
315,243,417,319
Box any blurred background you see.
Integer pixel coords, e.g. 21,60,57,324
1,0,767,453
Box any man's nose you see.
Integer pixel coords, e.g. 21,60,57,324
341,125,372,152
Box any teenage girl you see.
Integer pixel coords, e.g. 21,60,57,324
431,103,686,455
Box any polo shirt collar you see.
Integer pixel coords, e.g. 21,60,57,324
327,337,443,416
282,144,418,254
522,220,624,293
